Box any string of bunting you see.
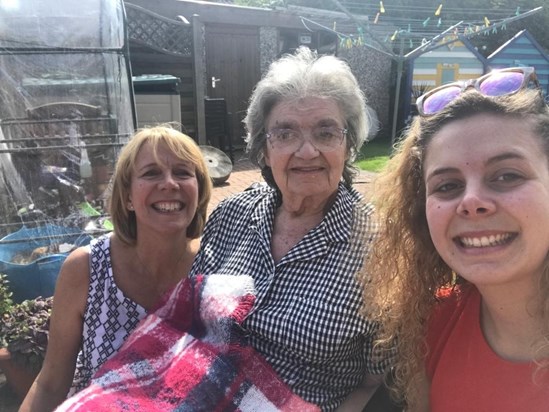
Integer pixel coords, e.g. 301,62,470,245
337,2,511,50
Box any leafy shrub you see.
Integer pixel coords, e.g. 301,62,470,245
0,274,52,373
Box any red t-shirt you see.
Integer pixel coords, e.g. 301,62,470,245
426,285,549,412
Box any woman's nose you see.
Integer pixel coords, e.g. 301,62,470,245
294,137,320,158
159,173,179,190
456,186,495,217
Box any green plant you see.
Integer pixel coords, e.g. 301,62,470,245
0,273,13,317
355,139,392,172
0,275,53,373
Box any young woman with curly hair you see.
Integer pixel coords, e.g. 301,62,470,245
361,68,549,411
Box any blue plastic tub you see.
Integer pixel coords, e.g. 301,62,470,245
0,225,92,302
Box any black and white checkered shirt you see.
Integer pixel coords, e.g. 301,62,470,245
191,183,389,411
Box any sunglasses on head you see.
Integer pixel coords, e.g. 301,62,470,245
416,67,540,116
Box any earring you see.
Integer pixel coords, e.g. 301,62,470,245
127,202,134,211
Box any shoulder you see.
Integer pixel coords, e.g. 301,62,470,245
59,246,90,280
426,284,477,375
208,183,275,221
219,183,273,208
325,184,376,239
333,184,374,216
53,245,91,311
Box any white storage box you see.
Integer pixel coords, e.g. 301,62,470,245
133,75,181,128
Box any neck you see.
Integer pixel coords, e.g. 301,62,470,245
280,191,337,218
134,234,196,281
478,281,545,361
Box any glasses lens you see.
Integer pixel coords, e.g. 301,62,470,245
312,127,344,151
268,129,300,152
268,127,344,153
422,86,462,115
479,71,524,96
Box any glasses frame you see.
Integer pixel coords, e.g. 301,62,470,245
265,127,348,153
416,67,540,117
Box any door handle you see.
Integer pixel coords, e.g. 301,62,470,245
211,77,221,88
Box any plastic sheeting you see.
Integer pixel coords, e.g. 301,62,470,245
0,0,135,296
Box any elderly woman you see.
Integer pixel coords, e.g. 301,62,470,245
190,47,390,411
20,126,212,412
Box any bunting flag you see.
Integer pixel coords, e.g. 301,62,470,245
326,2,515,52
435,4,443,16
374,12,380,24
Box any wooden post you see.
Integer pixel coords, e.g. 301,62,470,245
192,14,206,145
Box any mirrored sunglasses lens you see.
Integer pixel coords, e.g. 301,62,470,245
479,71,524,96
422,86,462,115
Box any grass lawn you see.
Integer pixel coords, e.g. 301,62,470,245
355,138,393,173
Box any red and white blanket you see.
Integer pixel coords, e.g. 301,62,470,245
56,274,319,412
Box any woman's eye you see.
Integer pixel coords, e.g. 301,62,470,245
316,128,337,141
428,180,463,196
174,168,194,178
437,182,460,192
279,130,296,141
141,169,160,177
496,172,521,181
493,172,524,186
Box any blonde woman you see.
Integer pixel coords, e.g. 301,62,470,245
21,126,212,411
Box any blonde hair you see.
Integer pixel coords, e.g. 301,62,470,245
109,126,212,245
360,89,549,408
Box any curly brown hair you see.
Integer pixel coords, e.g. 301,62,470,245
359,89,549,409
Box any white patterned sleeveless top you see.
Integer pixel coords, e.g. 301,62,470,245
68,234,147,396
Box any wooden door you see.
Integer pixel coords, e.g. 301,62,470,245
205,25,260,148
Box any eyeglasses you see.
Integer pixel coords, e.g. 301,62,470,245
265,126,347,153
416,67,540,116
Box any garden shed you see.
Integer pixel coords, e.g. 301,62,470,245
406,36,487,119
125,0,394,150
487,29,549,97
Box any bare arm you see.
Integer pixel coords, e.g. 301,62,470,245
19,247,90,412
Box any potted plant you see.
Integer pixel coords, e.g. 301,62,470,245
0,273,53,400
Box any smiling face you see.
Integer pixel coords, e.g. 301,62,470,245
423,113,549,289
128,142,199,238
264,97,347,207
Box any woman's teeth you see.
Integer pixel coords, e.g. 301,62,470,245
459,233,512,248
153,202,182,212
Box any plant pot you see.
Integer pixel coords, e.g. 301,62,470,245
0,348,38,400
